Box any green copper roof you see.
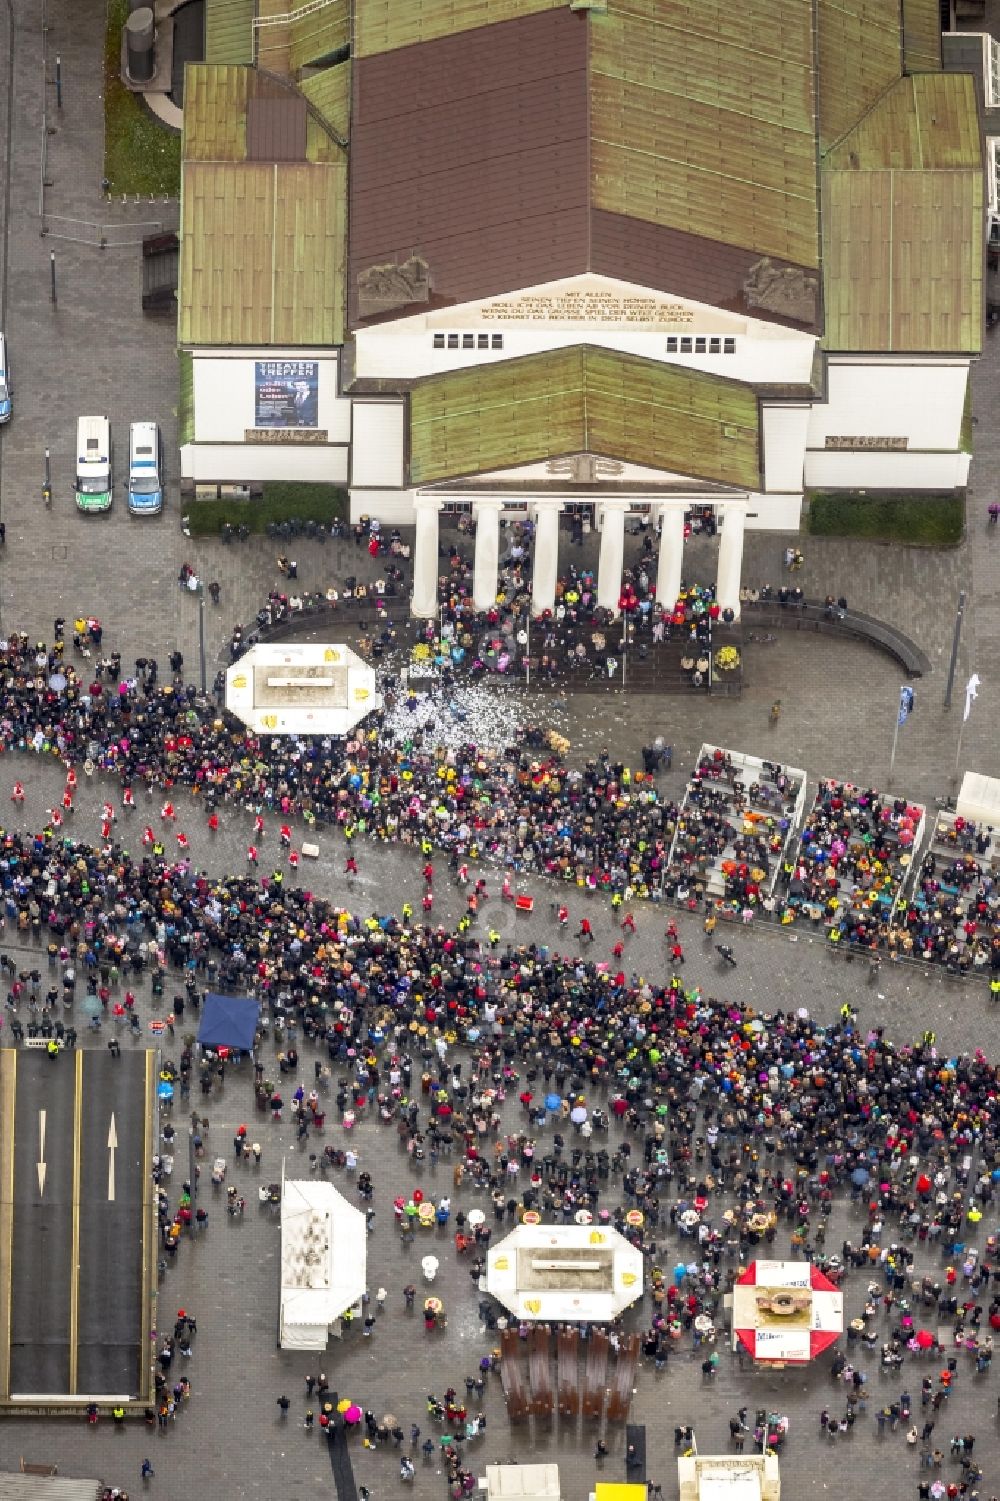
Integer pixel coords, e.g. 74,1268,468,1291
408,347,760,490
291,0,350,70
354,0,565,56
591,0,820,270
822,75,983,353
205,0,255,65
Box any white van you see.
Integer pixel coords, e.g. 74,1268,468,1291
127,420,163,515
75,416,113,513
0,333,10,423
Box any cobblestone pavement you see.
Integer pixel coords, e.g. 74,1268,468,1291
0,1,999,1498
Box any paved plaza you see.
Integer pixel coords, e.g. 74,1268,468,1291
0,2,999,1500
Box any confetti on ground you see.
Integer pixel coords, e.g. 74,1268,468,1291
382,677,572,752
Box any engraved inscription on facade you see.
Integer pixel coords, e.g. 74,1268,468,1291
480,292,696,325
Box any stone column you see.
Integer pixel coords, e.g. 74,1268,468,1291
715,501,746,620
596,499,629,615
530,502,562,617
472,499,503,612
410,495,441,618
655,503,686,610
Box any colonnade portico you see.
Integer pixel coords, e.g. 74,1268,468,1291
596,499,629,613
409,494,747,620
472,498,503,611
530,502,562,618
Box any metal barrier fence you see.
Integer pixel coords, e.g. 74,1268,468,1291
40,214,167,247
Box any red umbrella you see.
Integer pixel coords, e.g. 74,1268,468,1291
915,1329,935,1349
916,1174,932,1195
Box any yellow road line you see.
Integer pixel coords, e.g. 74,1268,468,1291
68,1048,83,1393
1,1051,16,1397
139,1049,154,1397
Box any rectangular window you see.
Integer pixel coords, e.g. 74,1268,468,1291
433,333,445,349
723,337,736,354
447,334,459,349
680,337,692,353
477,333,489,348
709,337,721,353
491,333,503,349
666,336,678,352
991,38,1000,107
694,337,707,353
462,334,475,349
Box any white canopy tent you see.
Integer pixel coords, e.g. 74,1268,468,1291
486,1223,643,1322
677,1456,780,1501
479,1466,561,1501
279,1179,367,1350
226,643,380,736
957,772,1000,828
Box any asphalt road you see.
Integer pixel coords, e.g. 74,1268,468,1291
76,1051,151,1397
8,1051,75,1395
5,1049,152,1398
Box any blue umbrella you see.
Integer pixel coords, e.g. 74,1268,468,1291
158,1081,174,1100
544,1093,561,1112
851,1167,870,1186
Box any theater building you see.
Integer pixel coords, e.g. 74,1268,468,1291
178,0,983,616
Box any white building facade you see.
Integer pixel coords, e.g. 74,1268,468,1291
179,0,983,621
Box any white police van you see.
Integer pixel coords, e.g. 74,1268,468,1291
126,421,163,516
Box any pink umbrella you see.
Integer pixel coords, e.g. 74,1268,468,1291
344,1404,363,1424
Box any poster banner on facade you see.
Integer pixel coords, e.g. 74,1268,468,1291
254,360,319,428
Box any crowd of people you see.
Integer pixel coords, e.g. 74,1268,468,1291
662,749,802,909
0,728,996,1494
9,815,993,1493
0,612,990,981
894,815,1000,975
0,624,679,898
788,781,922,932
227,543,727,695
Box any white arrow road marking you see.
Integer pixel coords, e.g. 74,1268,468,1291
37,1109,46,1195
107,1113,117,1202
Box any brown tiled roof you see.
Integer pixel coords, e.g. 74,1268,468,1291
246,95,308,162
348,5,828,332
340,0,984,359
590,213,820,332
349,8,589,326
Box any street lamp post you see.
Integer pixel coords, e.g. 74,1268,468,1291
943,590,965,709
195,580,206,692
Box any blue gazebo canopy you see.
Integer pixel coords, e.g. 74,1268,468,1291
197,992,260,1052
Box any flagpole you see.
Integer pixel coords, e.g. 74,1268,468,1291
888,685,910,784
954,706,968,784
888,697,902,783
955,672,980,783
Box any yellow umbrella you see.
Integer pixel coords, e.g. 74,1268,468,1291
337,1399,351,1414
